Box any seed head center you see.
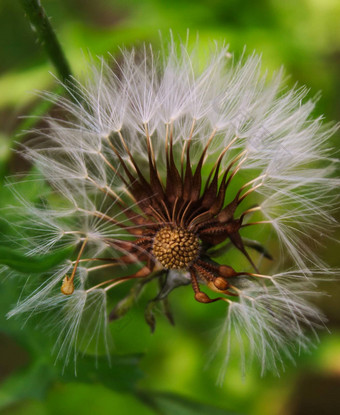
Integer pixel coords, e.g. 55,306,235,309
152,226,199,270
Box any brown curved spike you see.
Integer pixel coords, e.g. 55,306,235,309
110,158,153,213
116,130,163,206
183,141,193,201
115,200,151,226
208,151,245,216
190,152,205,202
229,230,259,273
188,129,217,203
208,168,229,215
201,156,223,209
217,195,239,223
146,134,166,202
188,210,213,230
120,157,165,217
115,131,148,181
149,159,165,198
177,199,191,226
107,140,137,184
165,135,183,203
198,217,243,246
199,226,230,246
108,136,162,215
130,164,158,203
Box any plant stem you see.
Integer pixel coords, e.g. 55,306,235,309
19,0,73,84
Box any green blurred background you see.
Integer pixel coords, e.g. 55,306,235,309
0,1,340,414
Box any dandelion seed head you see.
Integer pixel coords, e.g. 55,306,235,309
6,36,339,377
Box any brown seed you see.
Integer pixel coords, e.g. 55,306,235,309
61,276,74,295
195,292,211,303
214,277,229,290
218,265,236,278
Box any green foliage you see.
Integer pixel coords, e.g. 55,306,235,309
0,247,72,273
0,360,56,411
139,391,240,415
60,355,144,393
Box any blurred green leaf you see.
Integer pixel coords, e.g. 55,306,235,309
0,217,13,238
0,167,49,208
0,359,55,411
46,382,157,415
7,86,63,151
0,246,72,273
0,354,147,412
60,354,144,393
139,391,240,415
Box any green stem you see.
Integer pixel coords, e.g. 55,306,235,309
19,0,73,84
1,1,80,180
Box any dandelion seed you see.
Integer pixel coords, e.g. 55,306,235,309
6,37,339,376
